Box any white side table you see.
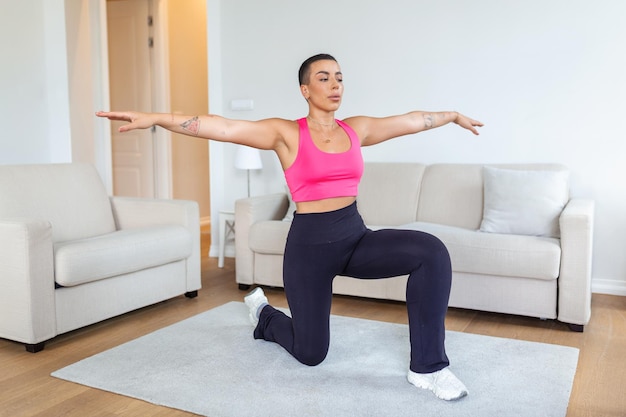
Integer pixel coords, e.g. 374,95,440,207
218,210,235,268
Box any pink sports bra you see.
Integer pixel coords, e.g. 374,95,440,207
284,118,364,202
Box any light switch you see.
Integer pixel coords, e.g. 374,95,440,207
230,99,254,111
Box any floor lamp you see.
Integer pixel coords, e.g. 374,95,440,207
234,145,263,197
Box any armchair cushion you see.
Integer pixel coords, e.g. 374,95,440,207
54,225,192,287
249,221,291,254
0,163,116,243
281,185,297,222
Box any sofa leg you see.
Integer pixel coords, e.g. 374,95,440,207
25,342,46,353
238,283,251,291
567,323,584,332
184,290,198,299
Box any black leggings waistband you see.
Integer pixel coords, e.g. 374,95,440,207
288,201,366,245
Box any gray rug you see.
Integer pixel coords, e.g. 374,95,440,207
52,302,578,417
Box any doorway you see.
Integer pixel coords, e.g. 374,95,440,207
105,0,211,222
107,0,156,198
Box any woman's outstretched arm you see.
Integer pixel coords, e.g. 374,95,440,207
346,111,483,147
96,111,286,150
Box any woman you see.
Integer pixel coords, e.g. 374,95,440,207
97,53,483,401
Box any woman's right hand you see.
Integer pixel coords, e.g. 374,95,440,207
95,111,160,132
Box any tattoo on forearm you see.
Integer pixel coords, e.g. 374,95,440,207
423,114,434,129
180,116,200,136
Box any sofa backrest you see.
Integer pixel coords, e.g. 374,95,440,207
417,164,485,229
357,163,426,225
356,162,570,230
0,163,116,243
417,163,569,230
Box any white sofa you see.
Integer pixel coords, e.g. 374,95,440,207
0,163,201,352
235,162,594,331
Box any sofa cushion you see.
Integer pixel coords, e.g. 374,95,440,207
54,225,192,286
249,218,562,281
399,222,562,281
417,164,485,230
357,163,426,226
249,220,291,255
479,166,569,238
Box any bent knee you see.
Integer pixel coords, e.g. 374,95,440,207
420,234,451,265
423,232,449,255
295,347,328,367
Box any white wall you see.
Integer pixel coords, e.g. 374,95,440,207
209,0,626,294
0,0,65,163
1,0,624,294
0,0,108,175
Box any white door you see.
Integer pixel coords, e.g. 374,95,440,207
107,0,155,198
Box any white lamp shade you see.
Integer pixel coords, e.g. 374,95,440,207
234,145,263,170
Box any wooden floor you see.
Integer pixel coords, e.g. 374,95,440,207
1,230,625,417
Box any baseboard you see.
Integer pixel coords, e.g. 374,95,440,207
592,278,626,296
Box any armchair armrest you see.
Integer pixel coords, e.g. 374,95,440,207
235,193,289,285
110,196,199,229
0,218,56,345
109,197,201,292
558,198,595,327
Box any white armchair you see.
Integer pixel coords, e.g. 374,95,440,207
0,163,201,352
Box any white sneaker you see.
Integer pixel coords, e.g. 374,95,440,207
244,287,268,326
407,367,468,401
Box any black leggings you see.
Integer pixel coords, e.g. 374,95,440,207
253,202,451,373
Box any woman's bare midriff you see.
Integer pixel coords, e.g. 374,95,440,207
295,196,356,214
